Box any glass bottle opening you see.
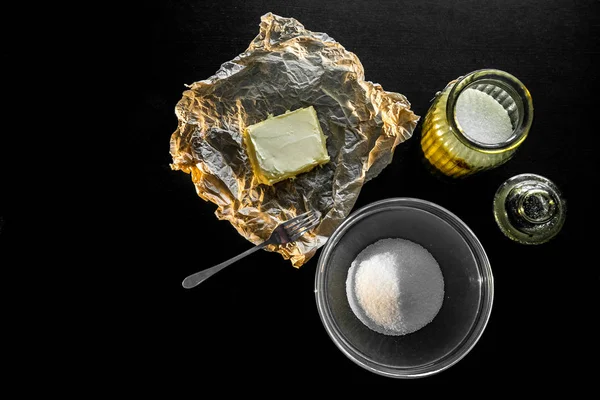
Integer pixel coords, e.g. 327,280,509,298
447,69,534,153
493,173,566,245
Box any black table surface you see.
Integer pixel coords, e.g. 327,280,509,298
115,0,597,386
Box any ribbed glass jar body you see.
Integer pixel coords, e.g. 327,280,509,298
420,69,534,178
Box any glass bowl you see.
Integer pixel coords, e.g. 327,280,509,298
314,198,494,378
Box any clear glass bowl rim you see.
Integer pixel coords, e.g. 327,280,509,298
314,197,494,379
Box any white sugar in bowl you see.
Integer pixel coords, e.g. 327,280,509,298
314,198,494,379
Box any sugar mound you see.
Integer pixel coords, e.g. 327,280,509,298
346,238,445,336
455,88,513,145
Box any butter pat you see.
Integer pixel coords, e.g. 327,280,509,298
244,106,330,185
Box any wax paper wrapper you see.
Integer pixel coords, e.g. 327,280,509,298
170,13,419,267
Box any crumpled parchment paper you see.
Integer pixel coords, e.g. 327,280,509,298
170,13,419,267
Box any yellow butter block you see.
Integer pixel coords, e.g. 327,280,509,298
244,106,330,185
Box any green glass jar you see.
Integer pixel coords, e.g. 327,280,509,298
420,69,534,178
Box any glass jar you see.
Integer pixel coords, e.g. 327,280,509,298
420,69,534,178
493,173,566,244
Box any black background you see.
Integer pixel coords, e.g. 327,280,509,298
115,0,599,387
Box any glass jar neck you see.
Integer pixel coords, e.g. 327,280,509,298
446,69,534,154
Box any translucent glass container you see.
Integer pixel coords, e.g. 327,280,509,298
315,198,493,378
493,173,566,244
420,69,534,178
